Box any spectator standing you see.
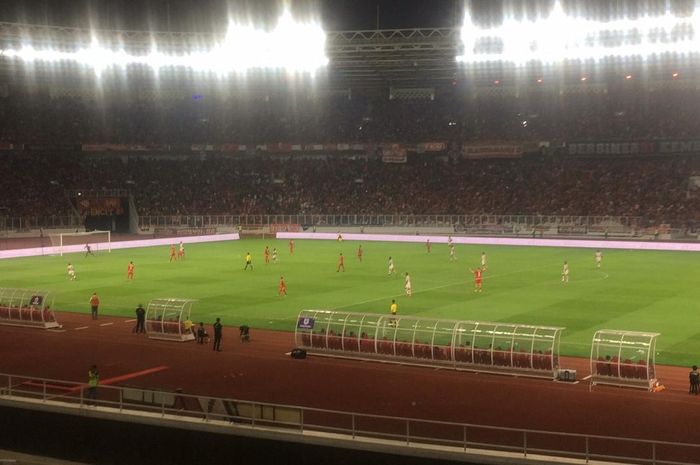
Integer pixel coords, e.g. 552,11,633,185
134,303,146,333
89,292,99,320
213,317,223,352
690,365,699,395
196,322,207,344
87,365,99,406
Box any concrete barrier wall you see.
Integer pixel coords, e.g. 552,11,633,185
0,233,240,260
276,232,700,252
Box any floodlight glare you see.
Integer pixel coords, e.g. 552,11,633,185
0,11,328,75
457,0,700,65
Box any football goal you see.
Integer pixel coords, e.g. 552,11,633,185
49,230,111,256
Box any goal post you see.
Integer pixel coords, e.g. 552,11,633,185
49,230,111,256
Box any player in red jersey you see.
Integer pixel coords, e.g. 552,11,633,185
357,244,363,262
336,253,345,272
278,276,287,296
469,267,483,293
127,261,135,280
289,239,295,255
169,244,177,262
264,246,270,264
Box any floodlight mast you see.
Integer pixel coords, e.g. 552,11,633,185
457,0,700,65
0,12,328,75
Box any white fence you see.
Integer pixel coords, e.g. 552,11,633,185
0,371,698,465
136,214,641,231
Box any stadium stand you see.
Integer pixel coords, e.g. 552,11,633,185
0,151,699,225
1,85,700,228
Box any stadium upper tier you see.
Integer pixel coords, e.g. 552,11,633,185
1,86,700,144
1,154,698,224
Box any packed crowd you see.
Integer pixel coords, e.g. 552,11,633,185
2,86,700,144
2,84,700,225
1,153,698,225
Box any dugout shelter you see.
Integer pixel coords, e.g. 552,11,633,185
145,298,197,342
0,288,59,329
590,329,660,391
295,310,564,379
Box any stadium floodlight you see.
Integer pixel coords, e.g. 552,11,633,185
0,10,328,75
457,0,700,66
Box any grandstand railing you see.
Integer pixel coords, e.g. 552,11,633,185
0,371,697,465
3,216,81,231
137,214,642,231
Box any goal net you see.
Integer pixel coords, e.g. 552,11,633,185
49,230,111,256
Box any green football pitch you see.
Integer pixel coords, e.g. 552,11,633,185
1,238,699,367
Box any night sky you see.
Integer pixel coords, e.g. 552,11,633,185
0,0,464,32
0,0,694,32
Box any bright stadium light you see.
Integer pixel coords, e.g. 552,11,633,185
457,1,700,65
0,11,328,75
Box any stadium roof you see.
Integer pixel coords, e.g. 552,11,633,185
1,1,699,91
0,21,462,89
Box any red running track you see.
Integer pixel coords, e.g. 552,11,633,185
1,312,699,460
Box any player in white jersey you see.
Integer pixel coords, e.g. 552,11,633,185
595,249,603,269
449,244,457,262
272,248,278,263
388,257,396,275
404,272,412,297
561,261,569,283
178,241,185,260
67,263,76,281
480,251,487,270
447,236,453,247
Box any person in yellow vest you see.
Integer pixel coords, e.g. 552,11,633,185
244,252,253,270
87,365,99,406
